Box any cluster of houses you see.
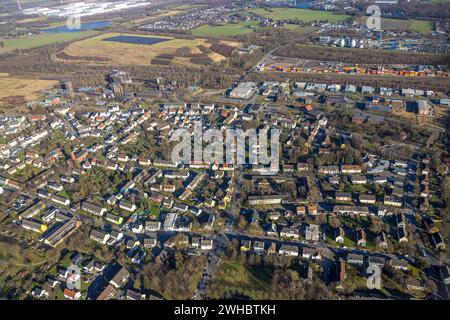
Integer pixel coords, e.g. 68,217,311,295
13,196,82,247
139,5,245,32
30,249,159,300
0,66,445,300
237,237,426,291
89,224,214,259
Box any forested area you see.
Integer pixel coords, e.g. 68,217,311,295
383,1,450,19
137,252,207,299
275,44,450,66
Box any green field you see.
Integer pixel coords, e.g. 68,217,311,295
0,240,47,292
191,20,319,37
191,21,260,37
208,262,273,299
409,20,435,33
358,16,434,34
0,30,100,50
284,24,318,33
284,23,302,30
249,8,351,23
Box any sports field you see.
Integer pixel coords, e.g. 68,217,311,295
61,33,240,67
249,8,351,23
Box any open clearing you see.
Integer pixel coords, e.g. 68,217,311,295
208,262,273,299
0,240,48,293
61,32,241,67
0,73,57,103
249,8,351,23
0,30,100,54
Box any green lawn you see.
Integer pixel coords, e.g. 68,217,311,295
409,20,434,34
343,236,356,247
12,166,43,181
343,183,372,194
137,200,161,219
208,262,273,299
191,21,260,37
58,251,72,268
0,30,100,50
284,23,301,30
57,189,71,199
249,8,351,23
410,265,422,279
148,205,161,218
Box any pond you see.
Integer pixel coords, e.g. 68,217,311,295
43,21,112,33
102,35,172,45
295,1,314,9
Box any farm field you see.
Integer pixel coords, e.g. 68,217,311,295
249,8,351,23
61,32,241,67
127,9,184,25
126,3,204,26
191,21,260,37
358,16,434,34
284,25,318,33
0,73,57,105
0,30,100,53
16,16,48,24
191,21,318,37
170,4,207,10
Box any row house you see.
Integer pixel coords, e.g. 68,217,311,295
81,201,107,217
341,164,362,174
359,194,376,204
333,205,370,216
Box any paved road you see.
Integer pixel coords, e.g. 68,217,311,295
223,230,441,268
250,46,280,73
193,233,229,300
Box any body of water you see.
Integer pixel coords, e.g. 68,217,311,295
102,35,171,45
295,2,314,9
43,21,112,33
